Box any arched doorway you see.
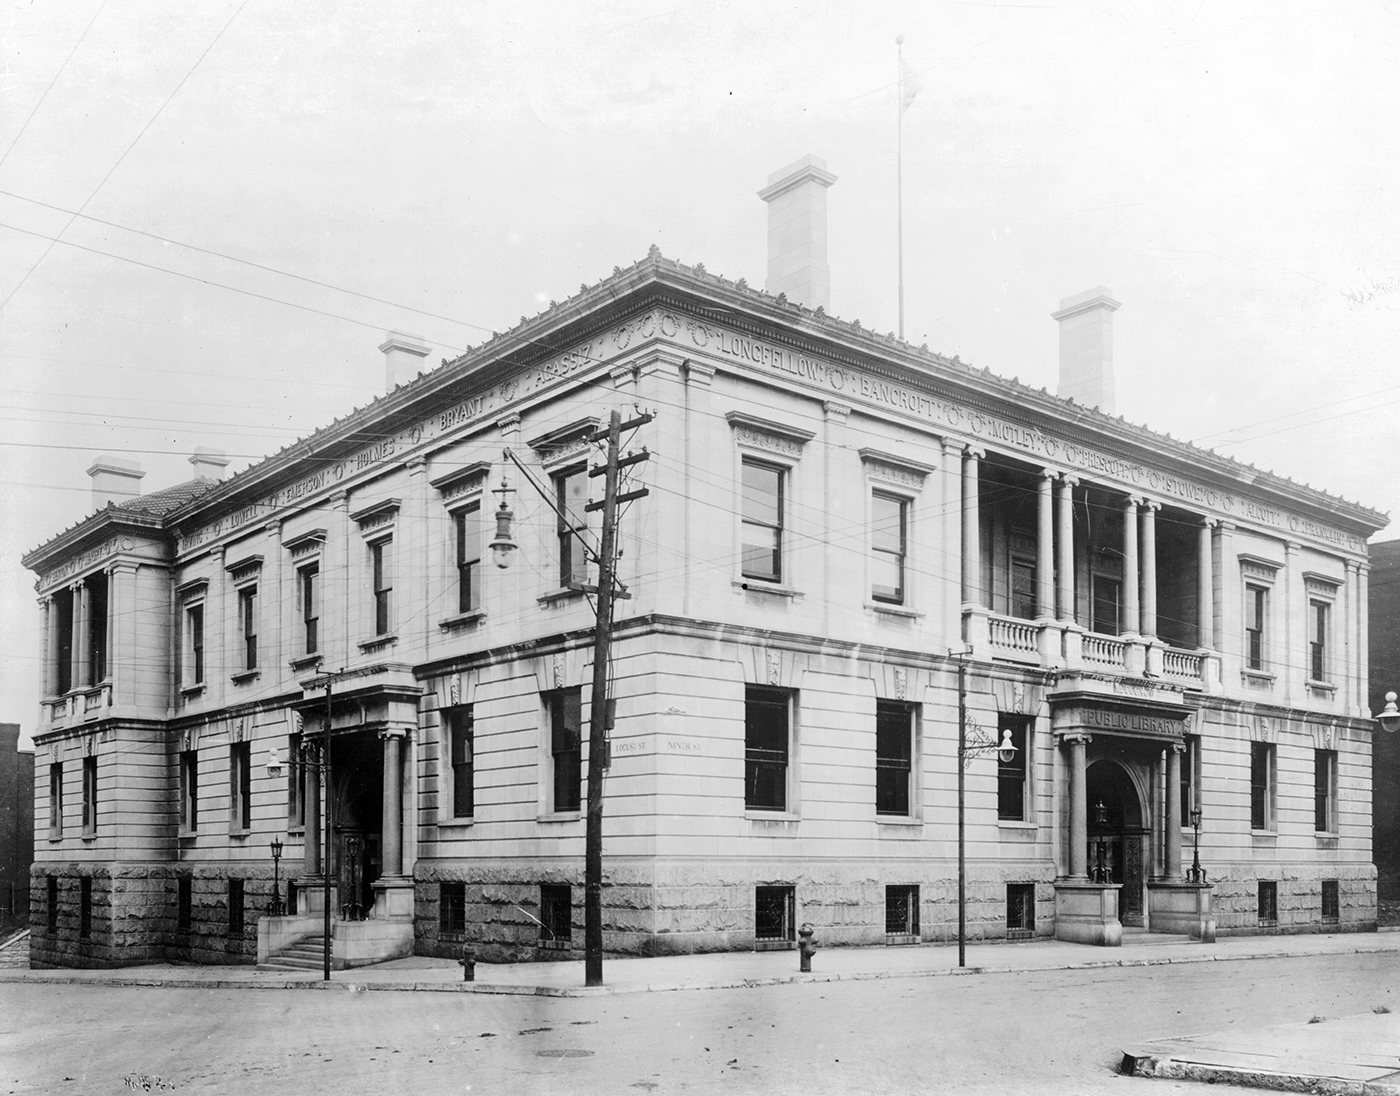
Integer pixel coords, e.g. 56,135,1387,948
1086,760,1148,927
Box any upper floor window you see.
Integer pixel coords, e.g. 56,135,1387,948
299,565,319,655
1010,557,1037,622
1091,575,1120,636
741,459,784,583
185,603,205,686
179,750,198,833
546,688,582,814
229,742,251,833
371,539,393,636
455,502,482,614
1315,748,1338,833
49,761,63,837
555,466,589,590
1309,599,1330,682
1250,740,1275,831
871,493,907,604
238,586,258,672
1246,585,1268,671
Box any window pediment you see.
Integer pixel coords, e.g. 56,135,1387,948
284,529,327,560
529,418,601,467
351,498,401,536
858,447,935,490
726,412,814,458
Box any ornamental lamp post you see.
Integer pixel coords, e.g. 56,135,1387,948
269,836,286,916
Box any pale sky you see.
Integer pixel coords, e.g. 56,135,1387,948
3,0,1399,747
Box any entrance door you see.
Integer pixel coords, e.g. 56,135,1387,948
1086,761,1147,927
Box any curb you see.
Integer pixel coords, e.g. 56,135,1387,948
2,941,1398,997
1121,1050,1400,1095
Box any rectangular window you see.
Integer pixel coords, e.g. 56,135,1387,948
228,879,245,936
287,734,303,828
238,586,258,671
745,686,790,812
48,762,62,837
1310,600,1329,681
54,586,74,694
447,707,475,819
299,565,319,655
1010,558,1037,621
230,742,251,832
1315,749,1338,833
46,876,58,932
79,876,91,940
741,458,784,583
885,884,919,937
555,466,589,589
875,700,914,817
455,501,482,614
1246,585,1267,670
1181,735,1200,827
179,750,198,832
440,882,466,939
371,539,393,635
1250,741,1275,831
177,876,192,931
540,883,571,945
1321,879,1339,923
1091,575,1120,635
1007,883,1036,939
548,689,582,813
755,885,795,943
187,603,205,685
82,757,97,836
88,573,108,684
997,717,1029,822
1258,880,1278,926
870,492,907,603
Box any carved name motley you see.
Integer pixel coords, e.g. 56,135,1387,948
697,324,1363,553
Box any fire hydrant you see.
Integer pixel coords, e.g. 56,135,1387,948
798,923,816,973
459,945,476,982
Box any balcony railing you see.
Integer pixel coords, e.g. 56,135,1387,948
987,614,1039,659
1081,632,1127,669
1161,648,1204,685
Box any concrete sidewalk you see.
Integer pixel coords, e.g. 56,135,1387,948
1123,1011,1400,1095
1,929,1396,998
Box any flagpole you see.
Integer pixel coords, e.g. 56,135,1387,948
896,34,905,341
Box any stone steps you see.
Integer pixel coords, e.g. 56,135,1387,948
258,936,330,972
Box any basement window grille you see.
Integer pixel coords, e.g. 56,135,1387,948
885,885,919,939
539,884,571,946
177,876,193,932
1321,880,1339,924
755,885,796,946
1258,881,1278,926
440,883,466,940
78,876,91,940
1006,883,1036,940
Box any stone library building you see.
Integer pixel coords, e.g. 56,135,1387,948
24,156,1387,969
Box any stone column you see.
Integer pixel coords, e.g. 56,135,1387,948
1360,564,1371,713
304,742,321,876
1057,475,1076,623
1197,519,1215,649
104,568,116,682
41,597,56,698
1067,734,1090,880
380,729,404,878
961,446,982,608
1216,521,1239,686
1164,744,1183,881
1344,560,1360,713
1037,470,1055,619
1122,499,1140,636
1140,501,1158,639
1149,750,1164,879
72,581,90,690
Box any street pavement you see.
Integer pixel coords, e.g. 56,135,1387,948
5,929,1400,1092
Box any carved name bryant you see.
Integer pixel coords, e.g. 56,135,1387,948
683,320,1365,553
179,337,606,552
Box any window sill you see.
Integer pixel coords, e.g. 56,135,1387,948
81,832,97,842
359,634,398,653
998,820,1037,831
439,931,467,944
754,939,795,952
287,825,304,836
1307,679,1338,694
1251,829,1278,840
538,587,586,606
1315,831,1339,841
537,939,572,951
439,610,486,631
866,602,922,619
289,654,322,671
1241,669,1276,686
229,829,251,839
733,579,802,599
180,684,206,698
178,831,197,840
537,811,582,823
745,810,799,823
886,934,921,946
876,816,922,827
230,669,260,684
437,817,476,829
47,833,62,843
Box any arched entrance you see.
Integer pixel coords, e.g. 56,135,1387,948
1086,760,1148,927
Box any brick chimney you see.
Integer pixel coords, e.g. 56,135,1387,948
1052,286,1121,414
758,154,838,311
189,447,230,481
379,330,430,391
87,456,144,510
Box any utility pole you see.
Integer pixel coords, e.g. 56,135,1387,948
581,408,651,986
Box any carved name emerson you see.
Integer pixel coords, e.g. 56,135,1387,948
686,320,1364,554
